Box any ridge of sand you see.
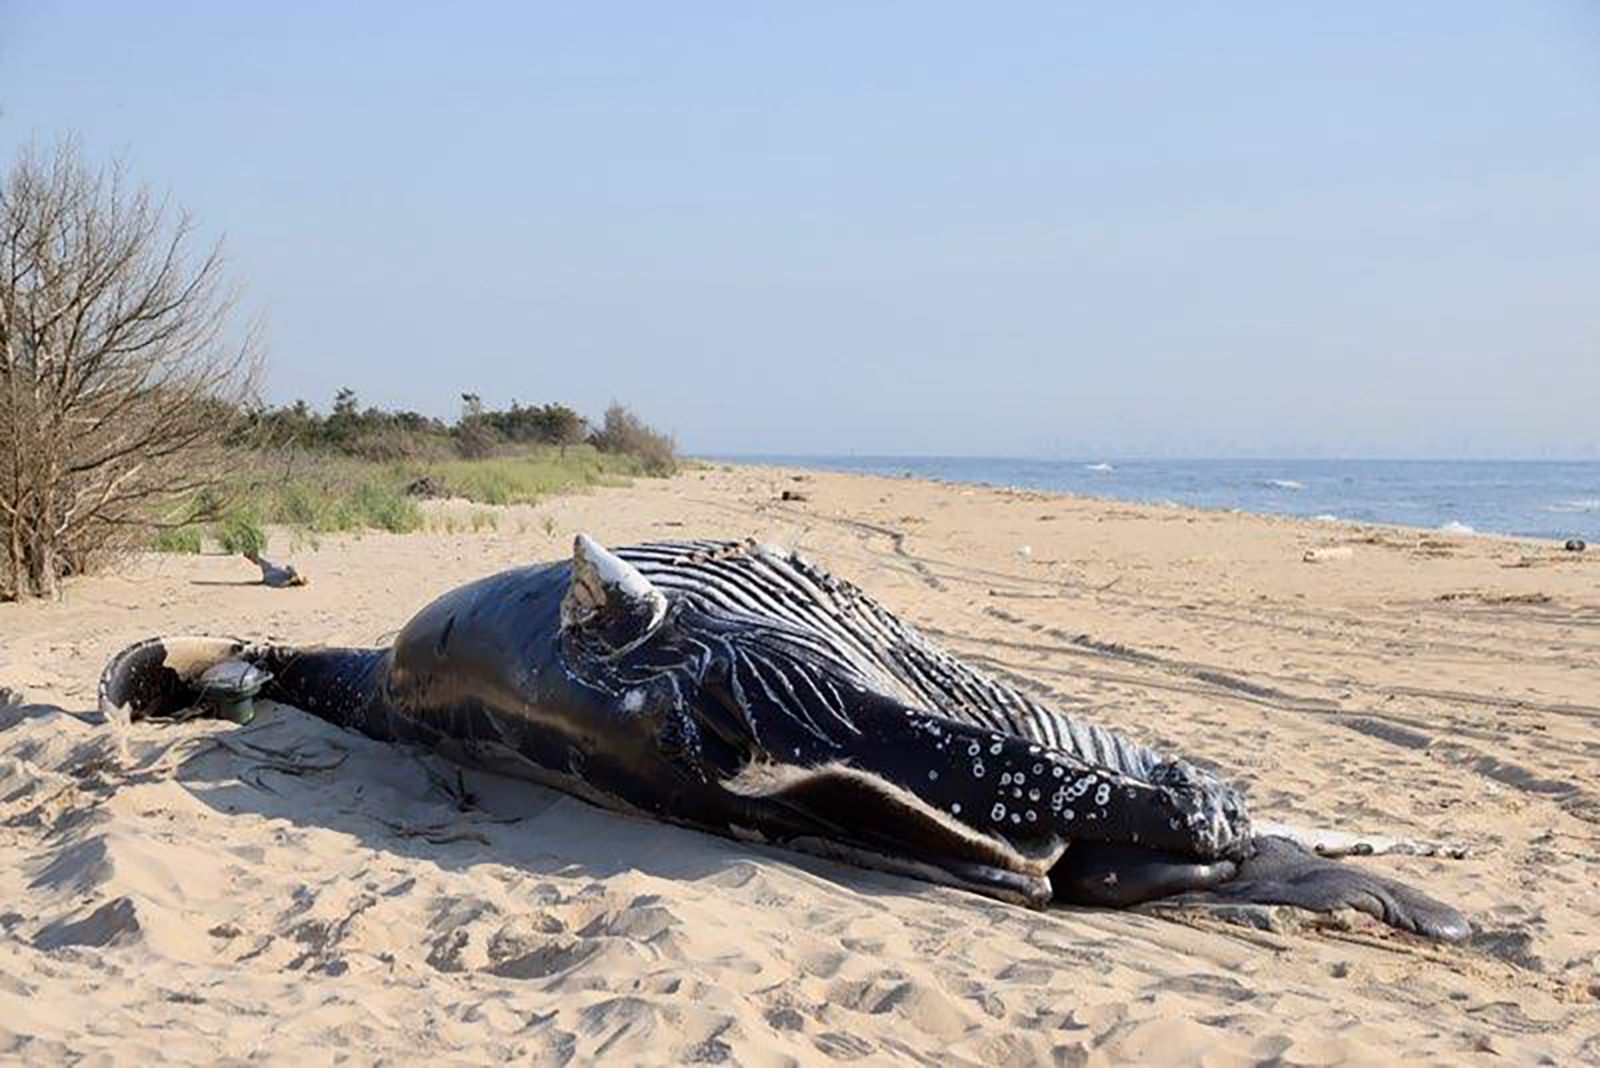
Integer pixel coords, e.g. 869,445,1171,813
2,465,1597,1063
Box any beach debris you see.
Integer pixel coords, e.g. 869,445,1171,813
244,550,309,588
1015,544,1033,560
1437,590,1551,606
1302,546,1354,563
779,489,808,502
199,729,350,793
1565,538,1587,552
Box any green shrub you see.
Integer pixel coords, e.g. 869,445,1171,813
216,514,268,556
273,482,324,528
353,481,423,533
589,403,677,475
151,526,204,554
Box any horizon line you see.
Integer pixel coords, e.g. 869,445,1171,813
708,452,1600,465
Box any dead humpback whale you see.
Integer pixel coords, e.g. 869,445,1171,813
98,535,1469,940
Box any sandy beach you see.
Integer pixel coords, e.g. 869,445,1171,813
2,464,1597,1064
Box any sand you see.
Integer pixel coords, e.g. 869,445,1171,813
2,464,1597,1064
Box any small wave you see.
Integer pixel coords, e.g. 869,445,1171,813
1260,479,1305,491
1439,520,1476,535
1084,462,1114,472
1313,514,1341,522
1544,498,1600,514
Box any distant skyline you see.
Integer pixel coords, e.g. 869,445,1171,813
4,3,1598,458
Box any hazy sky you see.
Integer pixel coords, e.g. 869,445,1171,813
3,3,1598,457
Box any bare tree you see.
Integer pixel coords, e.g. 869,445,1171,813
0,140,261,599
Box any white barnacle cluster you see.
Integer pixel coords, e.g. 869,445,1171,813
993,764,1042,826
1050,770,1103,821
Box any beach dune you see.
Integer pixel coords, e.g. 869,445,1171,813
2,465,1596,1063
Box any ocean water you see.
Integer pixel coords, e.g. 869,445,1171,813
731,457,1600,542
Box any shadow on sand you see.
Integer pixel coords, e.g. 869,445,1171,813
13,697,967,910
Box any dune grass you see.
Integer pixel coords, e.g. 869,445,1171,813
425,447,644,506
149,445,656,554
149,526,204,554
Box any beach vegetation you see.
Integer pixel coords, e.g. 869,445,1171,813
215,514,269,557
3,145,680,594
0,140,262,600
150,526,204,554
145,444,655,553
589,402,678,476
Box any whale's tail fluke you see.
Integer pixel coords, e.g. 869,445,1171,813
99,636,388,734
99,636,258,724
